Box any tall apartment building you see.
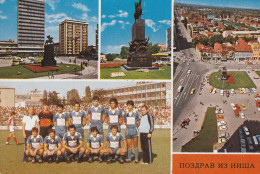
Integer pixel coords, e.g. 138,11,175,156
59,20,88,55
17,0,45,57
100,82,171,107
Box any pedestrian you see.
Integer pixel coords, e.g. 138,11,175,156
22,106,40,162
139,105,154,164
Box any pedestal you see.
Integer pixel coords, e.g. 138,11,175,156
41,44,56,67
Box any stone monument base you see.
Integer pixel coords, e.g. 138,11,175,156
41,44,57,67
127,52,152,67
122,64,159,71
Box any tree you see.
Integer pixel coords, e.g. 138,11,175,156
43,90,47,103
67,89,80,105
192,37,199,47
85,86,92,103
120,46,129,59
47,91,60,106
92,89,106,103
148,43,160,54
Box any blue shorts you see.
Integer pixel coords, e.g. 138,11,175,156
108,125,121,133
125,127,138,139
88,124,104,134
110,147,119,154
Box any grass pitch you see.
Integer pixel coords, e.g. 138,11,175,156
209,71,256,89
181,107,218,152
0,64,81,79
0,129,170,174
100,66,171,80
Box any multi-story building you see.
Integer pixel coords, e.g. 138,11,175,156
234,39,252,61
59,20,88,55
231,31,260,38
15,89,43,107
249,41,260,62
100,82,171,107
0,87,15,107
17,0,45,57
0,40,18,57
166,27,171,51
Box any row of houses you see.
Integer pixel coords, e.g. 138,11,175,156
196,38,260,61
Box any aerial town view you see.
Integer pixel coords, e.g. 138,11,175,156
0,0,98,79
100,0,172,79
173,1,260,153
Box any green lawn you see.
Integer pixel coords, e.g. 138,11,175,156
0,129,170,174
100,66,171,80
256,71,260,77
209,71,256,89
0,64,81,79
182,107,218,152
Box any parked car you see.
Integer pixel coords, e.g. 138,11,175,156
252,136,259,146
234,109,239,118
216,114,224,119
218,138,226,144
190,88,195,95
219,126,228,130
209,87,214,93
231,89,235,94
240,113,245,119
243,126,250,136
238,128,244,139
218,132,229,138
240,139,246,153
215,109,224,114
220,90,224,96
230,103,236,110
247,137,254,150
240,103,246,111
235,104,241,111
217,121,227,126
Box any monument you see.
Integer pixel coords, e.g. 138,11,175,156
41,35,57,67
220,66,229,80
122,0,158,70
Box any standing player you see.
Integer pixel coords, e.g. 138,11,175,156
6,111,19,145
22,106,40,162
139,105,154,164
25,127,44,163
43,129,62,163
124,100,140,163
102,125,127,164
53,104,69,138
85,127,104,163
61,124,85,163
87,96,106,138
106,98,123,133
68,102,87,139
38,102,53,139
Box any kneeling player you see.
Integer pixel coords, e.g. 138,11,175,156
101,125,127,164
43,129,62,163
61,124,85,163
25,127,44,163
85,127,104,163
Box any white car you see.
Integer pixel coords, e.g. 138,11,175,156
243,126,250,136
230,103,236,110
187,70,191,74
219,126,228,130
258,108,260,112
231,89,235,94
240,113,245,119
218,138,226,144
252,88,257,93
215,109,224,114
242,88,246,93
212,88,216,94
220,90,224,96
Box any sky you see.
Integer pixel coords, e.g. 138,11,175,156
101,0,172,54
0,0,98,45
177,0,260,10
0,80,137,98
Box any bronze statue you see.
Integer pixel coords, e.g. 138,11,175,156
45,35,54,45
134,0,142,20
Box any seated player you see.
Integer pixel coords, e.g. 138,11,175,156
25,127,44,163
43,129,62,163
101,125,127,164
61,124,85,163
85,127,104,163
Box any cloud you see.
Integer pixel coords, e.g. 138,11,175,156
145,19,158,32
108,15,116,19
72,3,90,12
0,11,7,19
101,20,117,32
45,25,59,42
117,10,128,18
118,20,130,29
102,15,106,18
81,13,98,23
104,45,126,54
46,13,71,23
0,0,5,4
45,0,60,10
158,20,171,26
